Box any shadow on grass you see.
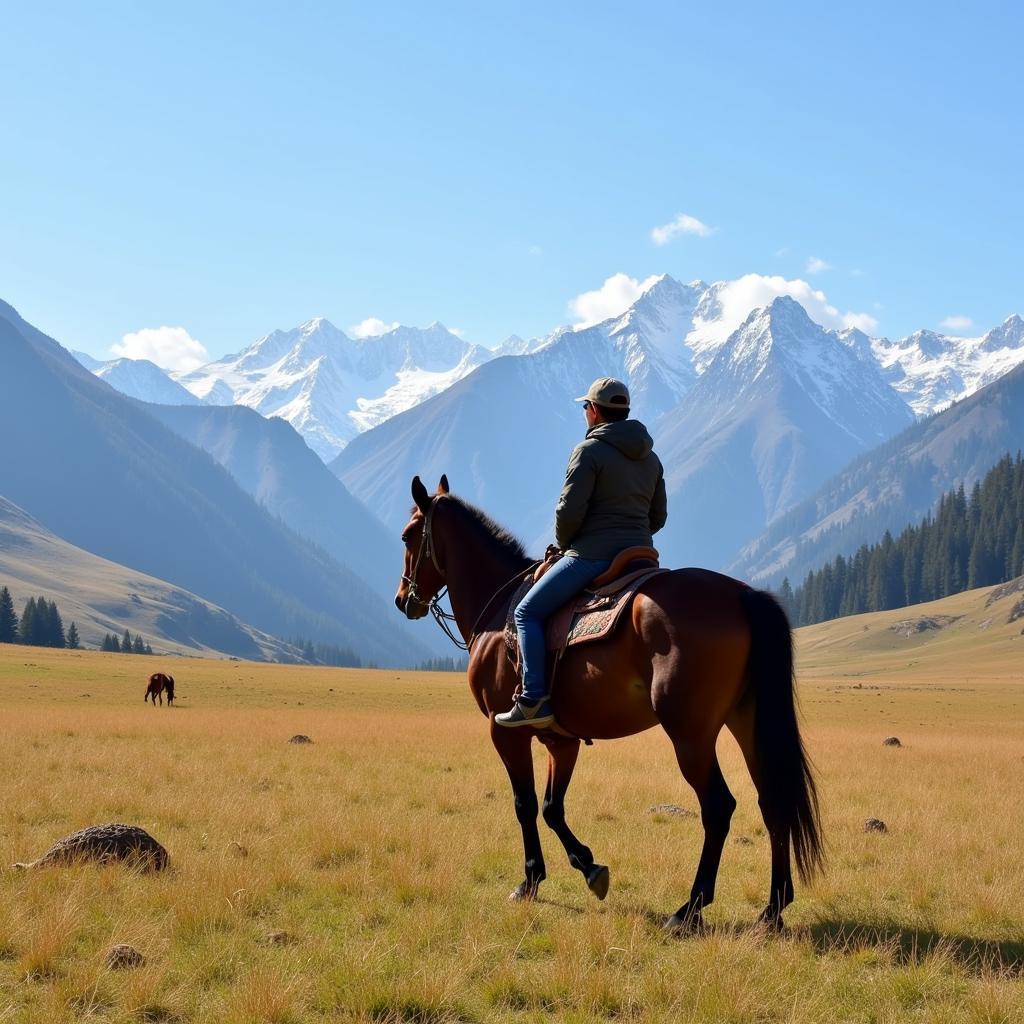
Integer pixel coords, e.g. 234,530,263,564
807,919,1024,976
619,906,1024,975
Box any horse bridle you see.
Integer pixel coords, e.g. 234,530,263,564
402,498,443,612
402,496,539,652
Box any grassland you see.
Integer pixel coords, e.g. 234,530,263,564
1,584,1022,1023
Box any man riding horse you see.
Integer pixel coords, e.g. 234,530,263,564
496,376,667,728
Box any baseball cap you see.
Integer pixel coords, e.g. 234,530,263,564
575,376,630,409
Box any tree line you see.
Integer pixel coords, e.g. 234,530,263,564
0,585,154,653
288,636,369,668
100,630,154,655
0,590,78,648
780,452,1024,627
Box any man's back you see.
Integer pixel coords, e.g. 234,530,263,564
556,419,667,560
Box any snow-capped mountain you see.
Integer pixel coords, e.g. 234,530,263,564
90,357,204,405
652,296,915,566
870,315,1024,415
175,318,491,460
333,292,915,573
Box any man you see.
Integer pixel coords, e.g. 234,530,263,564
496,376,667,728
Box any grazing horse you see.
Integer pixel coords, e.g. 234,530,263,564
144,673,175,707
396,476,823,931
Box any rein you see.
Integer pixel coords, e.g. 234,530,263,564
405,497,538,652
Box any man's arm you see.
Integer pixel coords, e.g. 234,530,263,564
555,443,597,550
649,464,667,535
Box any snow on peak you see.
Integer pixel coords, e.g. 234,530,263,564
173,318,489,459
870,313,1024,415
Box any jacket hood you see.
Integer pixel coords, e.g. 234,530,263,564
587,419,654,460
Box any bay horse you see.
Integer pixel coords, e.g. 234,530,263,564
396,475,822,931
144,673,175,706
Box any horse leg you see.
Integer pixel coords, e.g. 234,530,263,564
491,723,546,902
540,738,609,899
727,699,794,929
661,729,736,933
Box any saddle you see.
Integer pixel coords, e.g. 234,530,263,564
504,546,667,669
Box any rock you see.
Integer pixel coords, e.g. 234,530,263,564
105,944,145,970
648,804,697,818
889,615,962,638
984,576,1024,607
288,734,313,744
864,817,888,833
13,823,169,871
882,736,902,747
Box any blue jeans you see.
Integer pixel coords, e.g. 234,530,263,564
514,555,611,701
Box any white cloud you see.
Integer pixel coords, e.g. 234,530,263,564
111,326,209,372
940,315,973,331
569,272,662,329
651,213,714,245
806,256,831,274
349,317,399,338
700,274,879,341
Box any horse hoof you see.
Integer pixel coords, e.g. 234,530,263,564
507,880,539,903
585,864,610,901
663,910,705,936
756,908,786,933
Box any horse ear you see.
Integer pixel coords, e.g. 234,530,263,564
437,475,450,495
411,476,431,513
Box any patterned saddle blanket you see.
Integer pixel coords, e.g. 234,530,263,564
504,564,669,669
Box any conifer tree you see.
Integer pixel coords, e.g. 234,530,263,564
19,598,40,645
122,629,133,653
47,600,66,648
66,622,80,649
0,586,17,643
132,634,145,654
144,642,153,655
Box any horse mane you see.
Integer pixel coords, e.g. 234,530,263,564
423,495,534,569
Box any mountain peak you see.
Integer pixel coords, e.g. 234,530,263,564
981,313,1024,352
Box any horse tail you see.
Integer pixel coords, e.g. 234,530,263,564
740,587,824,883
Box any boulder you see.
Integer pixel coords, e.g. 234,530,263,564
105,944,146,970
13,823,169,871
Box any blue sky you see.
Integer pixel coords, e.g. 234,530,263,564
2,1,1022,366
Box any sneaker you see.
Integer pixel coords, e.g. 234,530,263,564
495,697,554,729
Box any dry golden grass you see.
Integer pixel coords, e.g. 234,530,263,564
1,630,1022,1022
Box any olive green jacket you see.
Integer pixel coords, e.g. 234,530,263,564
555,420,667,560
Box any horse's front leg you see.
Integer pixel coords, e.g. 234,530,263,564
540,737,609,899
490,720,545,902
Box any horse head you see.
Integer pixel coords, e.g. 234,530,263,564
395,474,450,619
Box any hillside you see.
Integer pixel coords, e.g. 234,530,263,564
0,299,430,667
145,403,400,602
734,361,1024,585
795,575,1024,683
0,496,298,660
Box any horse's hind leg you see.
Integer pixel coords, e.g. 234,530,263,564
727,698,794,928
661,728,736,933
491,723,546,902
540,737,609,899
